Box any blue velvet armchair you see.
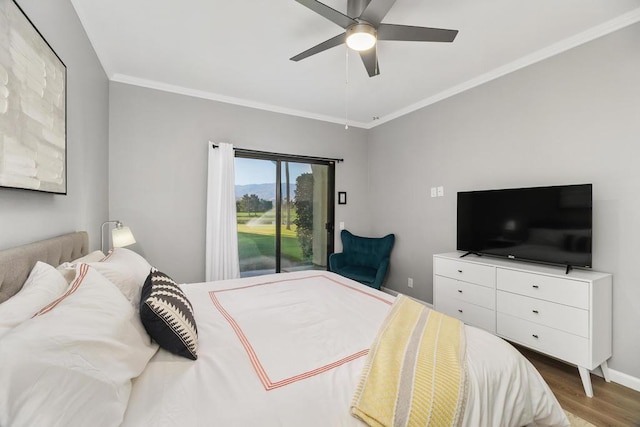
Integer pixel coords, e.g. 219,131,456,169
329,230,395,290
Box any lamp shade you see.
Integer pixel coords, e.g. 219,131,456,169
112,226,136,248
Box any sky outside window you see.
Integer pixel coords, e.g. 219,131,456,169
235,158,311,185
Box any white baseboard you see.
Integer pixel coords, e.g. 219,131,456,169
380,286,399,297
609,368,640,392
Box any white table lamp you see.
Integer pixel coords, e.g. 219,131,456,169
101,220,136,253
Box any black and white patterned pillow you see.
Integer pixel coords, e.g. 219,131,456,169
140,269,198,360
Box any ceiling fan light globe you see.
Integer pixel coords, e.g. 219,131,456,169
346,33,376,51
346,23,377,51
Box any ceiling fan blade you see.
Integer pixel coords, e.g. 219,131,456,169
377,24,458,42
359,49,380,77
347,0,371,18
290,33,346,61
359,0,397,25
295,0,357,29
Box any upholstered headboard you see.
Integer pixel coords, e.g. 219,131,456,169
0,232,89,303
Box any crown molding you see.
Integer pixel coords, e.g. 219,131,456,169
370,7,640,128
110,74,369,129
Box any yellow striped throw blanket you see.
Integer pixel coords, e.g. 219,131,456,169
351,295,467,427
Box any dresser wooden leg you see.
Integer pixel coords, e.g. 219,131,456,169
578,366,594,397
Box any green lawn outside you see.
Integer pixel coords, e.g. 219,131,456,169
237,231,304,263
237,208,308,272
237,223,297,238
236,209,298,225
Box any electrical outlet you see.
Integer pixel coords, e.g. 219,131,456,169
430,187,437,198
408,277,414,288
437,186,444,197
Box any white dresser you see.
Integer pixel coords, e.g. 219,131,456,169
433,252,612,397
433,255,497,333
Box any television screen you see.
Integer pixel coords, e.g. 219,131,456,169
457,184,592,268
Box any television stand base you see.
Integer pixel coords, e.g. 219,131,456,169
565,265,573,275
460,251,482,258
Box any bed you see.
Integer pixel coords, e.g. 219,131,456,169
0,232,569,427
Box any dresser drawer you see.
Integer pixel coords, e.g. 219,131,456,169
435,276,495,310
436,297,495,333
497,291,588,337
497,313,588,367
497,269,589,309
434,257,495,288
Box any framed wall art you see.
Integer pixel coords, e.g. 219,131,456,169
0,0,67,194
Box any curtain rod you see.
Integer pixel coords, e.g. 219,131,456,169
211,143,343,163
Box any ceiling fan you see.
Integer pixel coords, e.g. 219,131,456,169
290,0,459,77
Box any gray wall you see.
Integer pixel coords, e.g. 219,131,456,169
0,0,109,251
108,82,370,284
368,23,640,378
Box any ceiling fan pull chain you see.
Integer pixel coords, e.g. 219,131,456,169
345,47,349,130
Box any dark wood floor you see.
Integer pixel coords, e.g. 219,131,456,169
515,345,640,426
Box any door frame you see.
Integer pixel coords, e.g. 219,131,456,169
234,150,336,272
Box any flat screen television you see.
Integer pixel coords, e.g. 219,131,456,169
457,184,592,268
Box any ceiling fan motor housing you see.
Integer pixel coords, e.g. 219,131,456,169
346,22,377,51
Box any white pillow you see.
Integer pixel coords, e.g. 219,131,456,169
0,264,159,427
72,249,107,264
87,248,153,307
56,250,106,283
0,262,68,338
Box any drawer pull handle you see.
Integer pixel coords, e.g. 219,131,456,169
457,289,463,293
532,310,539,314
457,269,463,273
458,309,463,313
532,334,539,339
532,285,539,289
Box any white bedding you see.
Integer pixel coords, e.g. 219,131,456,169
123,270,568,427
0,264,159,427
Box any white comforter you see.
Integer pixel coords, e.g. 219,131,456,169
123,270,568,427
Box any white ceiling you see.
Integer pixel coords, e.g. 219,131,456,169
69,0,640,128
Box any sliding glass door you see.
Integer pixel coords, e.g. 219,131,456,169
235,154,335,277
235,157,278,275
